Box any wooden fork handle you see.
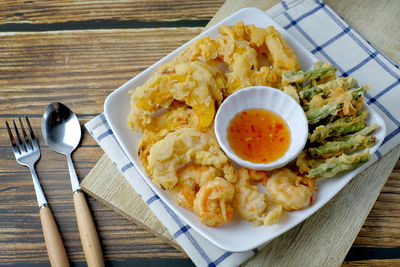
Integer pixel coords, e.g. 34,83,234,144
39,205,70,267
73,190,104,267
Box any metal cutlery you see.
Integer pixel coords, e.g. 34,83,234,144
6,117,69,267
42,103,104,267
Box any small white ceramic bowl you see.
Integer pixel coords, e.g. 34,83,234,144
215,86,308,170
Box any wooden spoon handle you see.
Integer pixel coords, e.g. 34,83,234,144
73,190,104,267
39,205,70,267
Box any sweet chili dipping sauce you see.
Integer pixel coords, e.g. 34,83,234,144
227,108,290,163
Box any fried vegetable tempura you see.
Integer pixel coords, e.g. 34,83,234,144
127,21,378,228
138,102,199,172
219,21,300,73
128,60,226,132
178,22,299,95
282,62,377,180
307,149,371,178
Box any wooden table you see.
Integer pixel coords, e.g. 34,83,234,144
0,0,399,266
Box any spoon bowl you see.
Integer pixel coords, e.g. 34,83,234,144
42,102,81,155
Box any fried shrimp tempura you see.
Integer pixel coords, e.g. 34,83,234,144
170,164,222,210
128,60,226,132
233,168,282,226
193,177,235,226
147,128,237,190
266,168,313,211
127,22,305,227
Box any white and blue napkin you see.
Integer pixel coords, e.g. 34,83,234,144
86,0,400,266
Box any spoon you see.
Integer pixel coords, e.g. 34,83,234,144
42,102,104,267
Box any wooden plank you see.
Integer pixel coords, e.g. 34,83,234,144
354,161,400,246
0,0,224,25
343,259,400,267
0,25,400,251
0,27,200,265
0,171,187,264
0,0,399,265
0,28,202,115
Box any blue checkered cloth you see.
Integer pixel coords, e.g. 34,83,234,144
85,0,400,266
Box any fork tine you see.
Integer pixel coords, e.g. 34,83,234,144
25,116,39,148
13,119,27,152
6,121,20,154
19,117,33,150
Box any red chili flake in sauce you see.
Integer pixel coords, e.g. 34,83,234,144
227,108,290,163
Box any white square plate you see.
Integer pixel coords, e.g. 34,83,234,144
104,7,386,252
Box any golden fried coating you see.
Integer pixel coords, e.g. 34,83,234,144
193,177,235,227
225,66,281,95
137,102,199,172
233,168,282,226
178,22,299,95
128,60,226,132
296,151,324,174
219,22,300,73
263,26,300,73
170,164,222,211
147,128,237,190
126,22,306,227
179,35,261,94
266,168,313,211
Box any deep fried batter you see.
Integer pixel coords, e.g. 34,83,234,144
127,22,306,227
178,22,300,95
147,128,237,190
233,168,282,226
128,60,226,132
219,21,300,73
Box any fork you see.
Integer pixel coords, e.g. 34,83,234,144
6,117,69,267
